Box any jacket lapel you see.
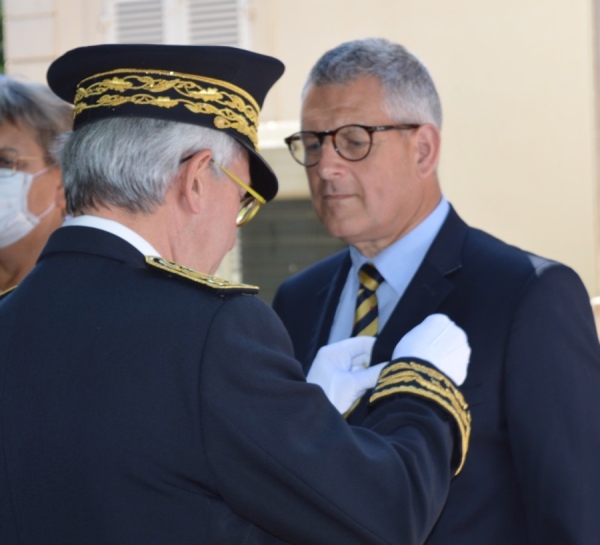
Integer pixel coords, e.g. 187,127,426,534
305,251,352,364
347,207,469,424
372,207,468,364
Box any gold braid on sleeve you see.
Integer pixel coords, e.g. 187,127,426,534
369,360,471,475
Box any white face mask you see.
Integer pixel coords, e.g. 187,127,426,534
0,166,55,249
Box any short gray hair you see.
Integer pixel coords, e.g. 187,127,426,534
58,117,245,215
0,75,73,162
304,38,442,128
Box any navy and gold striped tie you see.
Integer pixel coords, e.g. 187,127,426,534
352,263,384,337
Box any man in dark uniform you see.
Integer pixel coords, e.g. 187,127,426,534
274,38,600,544
0,44,472,544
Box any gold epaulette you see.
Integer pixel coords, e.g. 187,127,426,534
0,285,17,300
145,256,259,295
369,359,471,475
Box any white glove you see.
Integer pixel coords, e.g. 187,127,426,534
307,336,386,414
392,314,471,385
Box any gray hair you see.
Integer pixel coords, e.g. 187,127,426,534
0,75,73,162
304,38,442,128
58,117,244,215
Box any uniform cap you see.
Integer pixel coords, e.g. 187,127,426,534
47,43,285,201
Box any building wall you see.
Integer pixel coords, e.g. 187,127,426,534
4,0,599,294
4,0,105,80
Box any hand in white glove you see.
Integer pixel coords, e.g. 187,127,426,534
392,314,471,385
307,336,386,414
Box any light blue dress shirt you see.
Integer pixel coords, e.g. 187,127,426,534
328,197,450,343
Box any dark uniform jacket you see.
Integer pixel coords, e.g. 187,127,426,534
273,206,600,545
0,225,467,545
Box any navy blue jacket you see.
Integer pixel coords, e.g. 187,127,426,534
1,225,465,545
273,206,600,545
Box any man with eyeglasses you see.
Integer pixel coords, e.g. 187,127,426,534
0,76,72,293
0,43,476,545
273,38,600,545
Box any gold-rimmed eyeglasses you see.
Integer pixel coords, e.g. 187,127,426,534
180,153,266,227
284,123,421,167
0,148,49,177
211,161,266,227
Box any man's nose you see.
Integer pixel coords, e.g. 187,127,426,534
315,135,344,176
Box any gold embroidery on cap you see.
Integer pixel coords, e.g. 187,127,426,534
74,69,260,148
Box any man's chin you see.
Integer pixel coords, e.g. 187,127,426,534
323,222,361,246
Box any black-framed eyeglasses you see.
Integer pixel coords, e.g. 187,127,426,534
284,123,421,167
180,153,266,227
0,147,48,177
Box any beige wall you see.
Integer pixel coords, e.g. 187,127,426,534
4,0,599,294
4,0,105,80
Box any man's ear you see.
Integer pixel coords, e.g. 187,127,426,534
414,124,441,179
179,149,213,214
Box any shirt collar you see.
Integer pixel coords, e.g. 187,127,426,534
62,215,162,258
349,196,450,295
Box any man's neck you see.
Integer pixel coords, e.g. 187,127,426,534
78,206,169,257
352,193,443,258
76,206,218,275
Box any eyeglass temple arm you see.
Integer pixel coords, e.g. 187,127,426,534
213,161,266,205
